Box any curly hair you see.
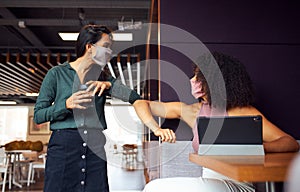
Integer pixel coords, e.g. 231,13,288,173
194,52,255,110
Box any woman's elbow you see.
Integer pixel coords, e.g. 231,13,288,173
33,113,41,124
264,136,300,153
285,135,300,152
285,136,299,152
33,109,44,124
293,140,300,152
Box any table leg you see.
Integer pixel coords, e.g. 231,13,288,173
10,153,22,188
270,182,275,192
265,181,276,192
266,182,269,192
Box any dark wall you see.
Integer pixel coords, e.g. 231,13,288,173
159,0,300,139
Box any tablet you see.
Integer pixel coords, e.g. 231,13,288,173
197,115,264,155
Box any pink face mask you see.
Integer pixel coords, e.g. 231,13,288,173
190,78,205,99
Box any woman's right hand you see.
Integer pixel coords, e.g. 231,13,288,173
66,90,92,109
154,128,176,143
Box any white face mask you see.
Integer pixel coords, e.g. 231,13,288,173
92,45,112,70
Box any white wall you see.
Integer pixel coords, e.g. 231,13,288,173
0,105,50,145
0,104,145,146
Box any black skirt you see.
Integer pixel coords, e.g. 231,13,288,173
44,128,109,192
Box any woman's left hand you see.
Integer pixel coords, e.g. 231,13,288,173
85,80,112,96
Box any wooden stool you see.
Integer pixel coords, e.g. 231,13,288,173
122,144,137,171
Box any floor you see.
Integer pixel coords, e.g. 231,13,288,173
5,170,143,192
2,171,44,192
3,150,145,192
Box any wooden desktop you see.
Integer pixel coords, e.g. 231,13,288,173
189,152,298,192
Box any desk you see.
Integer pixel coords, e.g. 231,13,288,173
5,150,31,189
189,152,298,192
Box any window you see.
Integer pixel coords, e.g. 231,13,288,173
0,106,29,145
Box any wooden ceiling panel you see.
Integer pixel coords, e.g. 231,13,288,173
0,0,152,103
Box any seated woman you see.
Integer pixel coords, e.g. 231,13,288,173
143,52,299,192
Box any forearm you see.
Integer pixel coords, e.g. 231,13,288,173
132,100,176,143
132,100,160,132
264,135,300,153
110,79,141,104
34,99,71,124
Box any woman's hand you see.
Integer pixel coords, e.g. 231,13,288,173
86,80,112,96
66,90,92,109
154,128,176,143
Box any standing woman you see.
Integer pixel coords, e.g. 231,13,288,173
34,25,175,192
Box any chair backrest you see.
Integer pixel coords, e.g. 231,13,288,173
0,148,8,173
0,148,6,165
144,141,203,182
160,141,202,178
21,151,38,161
38,153,47,163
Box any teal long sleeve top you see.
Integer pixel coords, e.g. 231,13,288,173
34,62,141,130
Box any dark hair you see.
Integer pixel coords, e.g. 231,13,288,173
75,25,112,58
194,52,255,109
75,25,113,82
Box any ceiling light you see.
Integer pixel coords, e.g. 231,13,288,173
25,93,39,97
112,33,133,41
0,101,17,105
58,32,79,41
58,32,133,41
18,21,26,28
